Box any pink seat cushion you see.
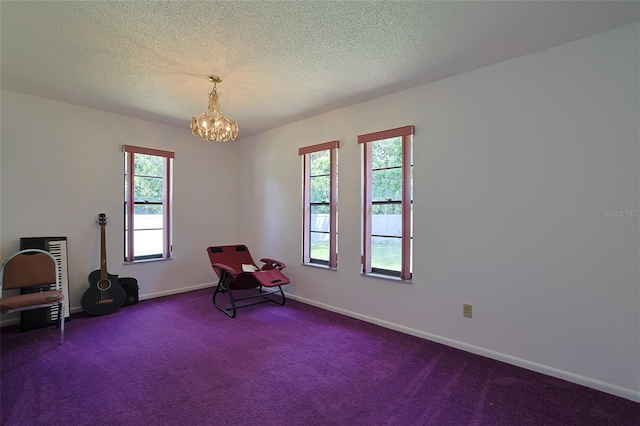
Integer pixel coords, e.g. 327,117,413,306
0,290,63,311
233,268,290,288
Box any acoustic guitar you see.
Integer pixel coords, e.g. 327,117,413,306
81,213,126,315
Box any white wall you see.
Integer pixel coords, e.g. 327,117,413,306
236,23,640,400
1,91,238,312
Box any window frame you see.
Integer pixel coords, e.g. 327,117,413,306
299,140,339,268
123,145,174,263
358,126,414,280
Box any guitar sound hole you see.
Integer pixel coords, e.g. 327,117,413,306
98,280,112,291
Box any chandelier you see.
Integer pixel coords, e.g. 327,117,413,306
190,76,239,142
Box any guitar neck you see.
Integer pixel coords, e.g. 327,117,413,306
100,224,108,281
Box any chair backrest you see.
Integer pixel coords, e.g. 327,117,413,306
207,245,258,274
0,249,58,291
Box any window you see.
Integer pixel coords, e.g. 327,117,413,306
123,145,174,262
358,126,414,280
299,141,338,267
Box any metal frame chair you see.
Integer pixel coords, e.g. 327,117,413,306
0,249,65,344
207,245,290,318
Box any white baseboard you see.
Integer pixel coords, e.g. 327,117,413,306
136,282,217,303
286,293,640,403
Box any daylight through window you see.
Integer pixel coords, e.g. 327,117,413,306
299,141,338,267
124,145,174,262
359,126,413,280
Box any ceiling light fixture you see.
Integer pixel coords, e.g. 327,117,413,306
190,76,238,142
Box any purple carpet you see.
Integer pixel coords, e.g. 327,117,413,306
1,288,638,425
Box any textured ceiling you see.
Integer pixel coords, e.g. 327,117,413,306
1,1,638,139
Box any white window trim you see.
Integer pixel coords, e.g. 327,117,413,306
123,145,174,263
299,140,339,268
358,126,414,281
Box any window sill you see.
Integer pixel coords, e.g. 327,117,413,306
124,257,172,265
360,271,412,283
301,262,337,271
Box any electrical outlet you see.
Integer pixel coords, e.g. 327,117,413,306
463,304,473,318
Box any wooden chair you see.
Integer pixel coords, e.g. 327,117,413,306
0,249,65,344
